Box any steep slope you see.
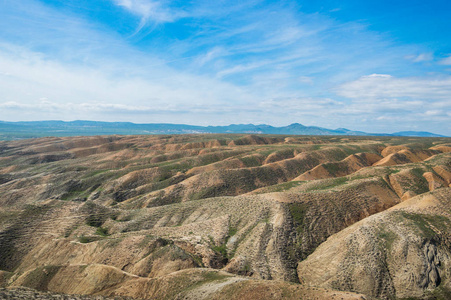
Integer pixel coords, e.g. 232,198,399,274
298,187,451,299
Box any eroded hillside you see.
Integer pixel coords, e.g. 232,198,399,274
0,134,450,299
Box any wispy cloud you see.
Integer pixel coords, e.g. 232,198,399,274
0,43,255,119
439,55,451,65
336,74,451,100
406,53,434,62
112,0,184,23
259,97,343,112
194,47,228,67
332,73,451,133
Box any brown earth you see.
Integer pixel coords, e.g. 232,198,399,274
0,134,450,299
297,188,451,299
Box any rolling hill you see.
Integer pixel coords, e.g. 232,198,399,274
0,134,450,299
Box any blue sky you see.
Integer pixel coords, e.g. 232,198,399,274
0,0,450,135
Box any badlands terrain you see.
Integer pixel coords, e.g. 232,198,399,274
0,134,450,299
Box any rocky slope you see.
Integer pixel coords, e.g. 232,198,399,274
298,188,451,299
0,134,450,299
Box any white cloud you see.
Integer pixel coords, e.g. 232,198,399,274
259,97,342,112
298,76,314,84
195,47,228,67
0,44,257,121
439,55,451,65
0,101,30,109
112,0,183,23
365,74,392,78
329,74,451,135
216,62,265,78
336,74,451,100
424,110,447,117
263,26,312,47
406,53,433,62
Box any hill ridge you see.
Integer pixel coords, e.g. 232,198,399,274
0,120,446,140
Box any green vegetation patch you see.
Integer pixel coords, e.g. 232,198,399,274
228,227,238,237
322,162,349,176
95,227,109,236
288,203,307,233
304,176,349,192
22,204,51,218
208,235,227,256
309,144,323,151
256,181,303,194
211,244,228,258
0,210,20,226
82,169,111,178
20,265,61,291
189,186,221,200
83,201,111,227
61,190,87,201
103,237,124,248
171,270,231,299
409,167,430,195
207,228,239,262
200,271,229,283
0,270,13,288
286,202,310,260
386,167,401,175
78,235,102,243
197,152,226,165
323,147,349,161
85,215,104,227
376,227,398,251
239,155,262,167
147,243,198,267
397,211,451,239
427,286,451,300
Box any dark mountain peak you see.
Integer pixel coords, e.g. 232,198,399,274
287,123,305,128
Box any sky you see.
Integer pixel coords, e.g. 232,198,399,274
0,0,450,135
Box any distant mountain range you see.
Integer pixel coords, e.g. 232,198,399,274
0,120,447,140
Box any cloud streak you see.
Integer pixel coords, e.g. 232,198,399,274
439,55,451,65
336,74,451,100
112,0,184,23
406,53,434,62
